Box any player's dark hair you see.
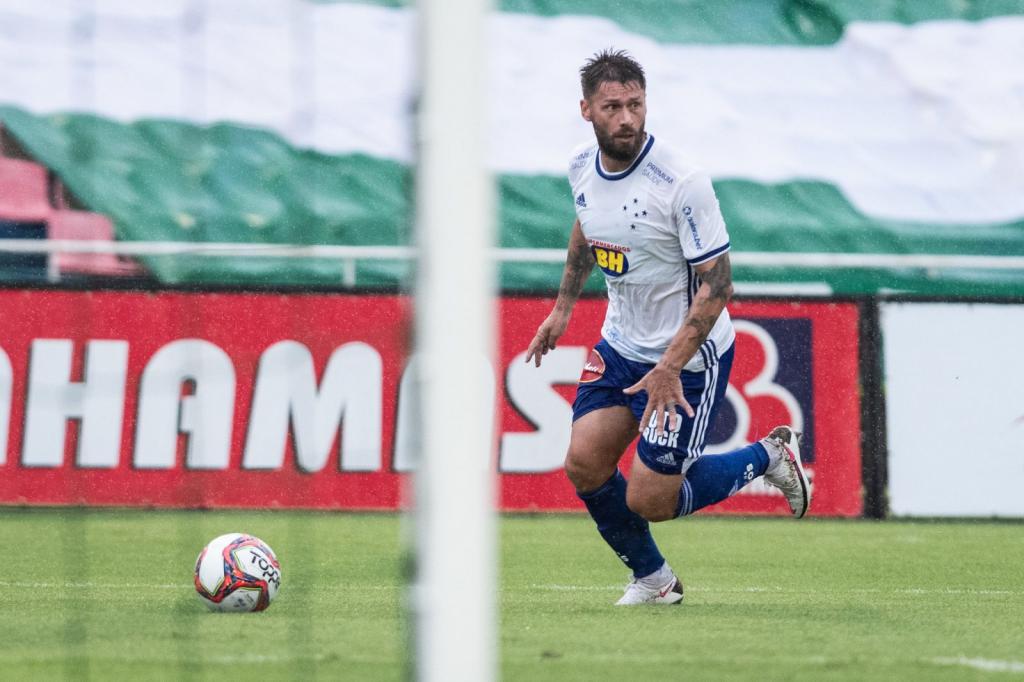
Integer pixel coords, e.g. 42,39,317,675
579,48,646,99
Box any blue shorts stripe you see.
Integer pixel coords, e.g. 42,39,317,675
690,366,708,457
687,363,714,457
696,360,720,456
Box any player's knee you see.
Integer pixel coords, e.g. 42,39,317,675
626,490,676,523
564,450,613,494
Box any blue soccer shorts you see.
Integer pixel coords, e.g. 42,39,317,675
572,338,735,475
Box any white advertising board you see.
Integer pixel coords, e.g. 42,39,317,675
882,303,1024,517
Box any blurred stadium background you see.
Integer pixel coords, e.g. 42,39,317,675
1,0,1023,680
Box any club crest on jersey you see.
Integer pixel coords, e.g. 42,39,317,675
591,245,629,277
579,348,606,383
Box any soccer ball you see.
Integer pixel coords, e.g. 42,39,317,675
194,533,281,612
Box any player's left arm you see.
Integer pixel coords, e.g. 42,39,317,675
624,170,732,436
624,253,733,435
660,252,733,373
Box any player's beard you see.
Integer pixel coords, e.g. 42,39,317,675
593,123,646,164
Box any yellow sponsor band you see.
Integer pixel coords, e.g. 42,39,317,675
593,247,627,275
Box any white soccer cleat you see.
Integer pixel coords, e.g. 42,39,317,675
615,572,684,606
761,425,811,518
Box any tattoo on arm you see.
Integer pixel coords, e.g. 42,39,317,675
684,308,717,341
684,253,734,340
555,222,595,312
700,252,734,304
559,241,595,303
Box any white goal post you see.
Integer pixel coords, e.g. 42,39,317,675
412,0,496,681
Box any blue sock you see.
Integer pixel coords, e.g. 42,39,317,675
676,443,770,516
578,470,665,578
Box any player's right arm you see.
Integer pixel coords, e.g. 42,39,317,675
525,219,594,367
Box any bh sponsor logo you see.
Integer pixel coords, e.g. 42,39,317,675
591,246,629,277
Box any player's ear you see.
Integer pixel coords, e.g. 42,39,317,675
580,98,592,122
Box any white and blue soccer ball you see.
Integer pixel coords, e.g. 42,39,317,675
194,533,281,612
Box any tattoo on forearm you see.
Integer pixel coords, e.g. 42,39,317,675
684,310,717,340
558,243,595,302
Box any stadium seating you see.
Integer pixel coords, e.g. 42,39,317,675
47,209,146,277
0,157,50,222
1,139,145,281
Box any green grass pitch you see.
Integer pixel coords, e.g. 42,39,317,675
1,509,1021,681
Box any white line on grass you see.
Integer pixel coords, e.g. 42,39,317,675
0,581,183,590
0,651,366,666
0,581,404,592
528,584,788,593
528,584,1024,596
3,581,1019,597
932,657,1024,674
206,653,330,665
896,588,1016,596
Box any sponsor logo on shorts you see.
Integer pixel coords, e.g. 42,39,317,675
643,412,683,449
578,348,606,383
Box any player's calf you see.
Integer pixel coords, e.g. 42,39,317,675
625,488,677,522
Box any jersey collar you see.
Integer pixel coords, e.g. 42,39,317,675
595,134,655,181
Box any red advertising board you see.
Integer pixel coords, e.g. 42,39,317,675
498,298,863,517
0,290,861,516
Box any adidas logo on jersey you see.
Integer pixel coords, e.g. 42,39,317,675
575,193,587,208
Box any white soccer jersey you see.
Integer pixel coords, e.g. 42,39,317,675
568,133,735,370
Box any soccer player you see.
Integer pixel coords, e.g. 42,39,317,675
525,49,811,605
